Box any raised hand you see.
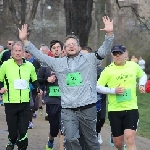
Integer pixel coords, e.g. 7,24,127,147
100,16,113,34
18,24,29,41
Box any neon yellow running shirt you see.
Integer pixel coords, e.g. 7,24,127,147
97,61,144,111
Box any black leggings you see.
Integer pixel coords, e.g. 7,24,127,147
5,103,30,150
96,110,105,133
47,104,61,137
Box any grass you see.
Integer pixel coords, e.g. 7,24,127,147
136,90,150,139
105,89,150,139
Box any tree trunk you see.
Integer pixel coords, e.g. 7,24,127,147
28,0,41,24
8,0,19,25
95,0,105,47
64,0,93,47
1,0,7,30
95,0,111,66
20,0,26,25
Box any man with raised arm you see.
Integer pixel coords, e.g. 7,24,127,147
19,16,114,150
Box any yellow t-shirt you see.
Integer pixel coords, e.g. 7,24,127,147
97,61,144,111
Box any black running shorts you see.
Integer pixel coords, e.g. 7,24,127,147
108,109,139,137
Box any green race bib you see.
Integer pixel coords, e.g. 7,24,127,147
116,89,132,102
66,72,82,86
49,86,61,96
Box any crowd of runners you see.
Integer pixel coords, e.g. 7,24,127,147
0,16,149,150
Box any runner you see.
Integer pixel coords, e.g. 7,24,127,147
97,44,147,150
109,44,129,148
0,41,42,150
38,40,64,150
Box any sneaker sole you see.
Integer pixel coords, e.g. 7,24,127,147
28,127,33,129
46,145,53,150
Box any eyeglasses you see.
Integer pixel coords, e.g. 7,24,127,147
65,43,78,47
112,51,123,56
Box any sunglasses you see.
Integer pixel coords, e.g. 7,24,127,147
112,51,123,56
8,43,12,45
25,51,29,53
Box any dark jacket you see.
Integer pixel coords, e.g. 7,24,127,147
38,66,61,104
32,59,40,73
28,58,40,96
0,50,11,66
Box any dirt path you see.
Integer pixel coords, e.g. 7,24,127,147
0,105,150,150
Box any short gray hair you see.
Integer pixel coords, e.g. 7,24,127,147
12,41,24,50
40,45,49,52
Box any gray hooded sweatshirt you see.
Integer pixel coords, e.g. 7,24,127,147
24,35,114,108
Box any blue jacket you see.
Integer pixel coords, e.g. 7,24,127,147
96,93,102,111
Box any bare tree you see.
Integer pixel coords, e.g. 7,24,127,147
7,0,40,27
95,0,106,47
116,0,150,31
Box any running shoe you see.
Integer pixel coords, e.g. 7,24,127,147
38,108,43,115
124,144,126,150
6,143,14,150
45,113,48,121
46,141,54,150
46,145,53,150
32,113,37,119
0,100,3,106
42,100,45,105
28,121,33,129
110,137,114,147
97,133,103,144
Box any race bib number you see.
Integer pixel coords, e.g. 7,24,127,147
116,89,132,102
14,79,28,90
49,86,61,96
66,72,82,86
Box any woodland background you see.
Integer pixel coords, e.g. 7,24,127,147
0,0,150,73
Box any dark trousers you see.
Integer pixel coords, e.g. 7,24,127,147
5,102,30,150
96,110,105,133
96,95,106,133
47,104,61,137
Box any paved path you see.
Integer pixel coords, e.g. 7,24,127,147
0,105,150,150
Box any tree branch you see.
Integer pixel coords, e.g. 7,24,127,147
116,0,150,31
20,0,26,25
28,0,40,23
8,0,19,25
